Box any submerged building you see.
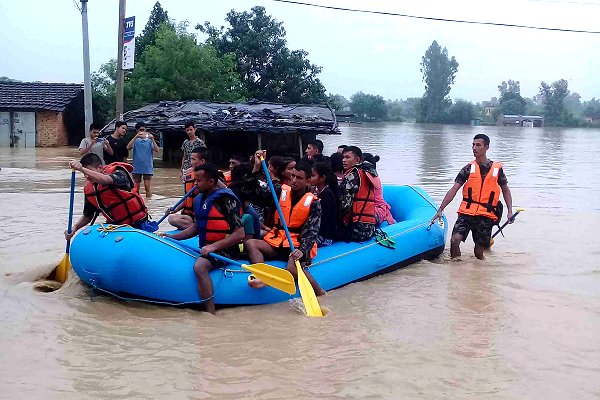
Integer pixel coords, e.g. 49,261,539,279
102,100,340,165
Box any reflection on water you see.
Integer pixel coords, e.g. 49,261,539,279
1,123,600,399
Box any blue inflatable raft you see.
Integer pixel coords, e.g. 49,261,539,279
70,185,447,306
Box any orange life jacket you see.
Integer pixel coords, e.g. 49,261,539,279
83,162,148,225
182,176,196,217
344,167,376,225
458,161,502,221
264,185,318,259
194,189,241,248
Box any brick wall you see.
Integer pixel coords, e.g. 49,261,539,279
36,111,68,147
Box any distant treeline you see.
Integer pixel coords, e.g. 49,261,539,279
86,2,598,128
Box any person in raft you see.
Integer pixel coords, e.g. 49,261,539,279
310,161,339,246
339,146,378,242
160,164,244,314
242,150,325,296
127,122,159,198
362,153,395,226
431,134,514,260
222,154,248,185
302,139,327,165
64,153,149,240
166,148,212,229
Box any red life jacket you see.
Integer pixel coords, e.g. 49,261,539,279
458,161,502,221
344,167,376,225
83,162,148,225
194,189,241,248
264,185,318,259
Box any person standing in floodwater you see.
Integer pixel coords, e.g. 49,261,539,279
431,134,514,260
127,122,159,198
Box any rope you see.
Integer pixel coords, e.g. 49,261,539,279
310,221,430,267
89,279,213,306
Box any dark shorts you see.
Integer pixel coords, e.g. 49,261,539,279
268,244,310,265
132,173,153,181
452,214,495,247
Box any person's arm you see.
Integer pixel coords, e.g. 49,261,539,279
79,138,93,155
103,139,114,156
64,214,93,240
126,133,141,150
500,183,513,223
69,160,114,185
431,182,463,223
151,135,159,154
164,223,198,241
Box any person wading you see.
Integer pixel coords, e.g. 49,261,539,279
431,134,514,260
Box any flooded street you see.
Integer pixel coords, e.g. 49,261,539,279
1,123,599,399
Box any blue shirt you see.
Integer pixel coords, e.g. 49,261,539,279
132,138,154,175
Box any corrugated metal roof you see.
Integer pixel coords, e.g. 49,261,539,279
105,100,340,135
0,82,83,112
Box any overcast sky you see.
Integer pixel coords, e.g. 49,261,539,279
1,0,599,102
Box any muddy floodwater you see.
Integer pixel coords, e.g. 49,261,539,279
1,123,599,399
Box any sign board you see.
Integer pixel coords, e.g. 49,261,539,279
122,16,135,70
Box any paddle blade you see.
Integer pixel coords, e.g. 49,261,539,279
55,254,71,283
140,220,159,232
296,261,323,317
241,263,296,295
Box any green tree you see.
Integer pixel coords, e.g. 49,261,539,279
350,92,387,120
582,98,600,118
539,79,579,126
418,40,459,123
135,1,174,62
497,79,525,116
91,60,117,125
198,6,327,104
327,94,349,111
128,25,244,105
385,99,404,122
445,99,476,124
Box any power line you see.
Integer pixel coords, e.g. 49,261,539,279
271,0,600,34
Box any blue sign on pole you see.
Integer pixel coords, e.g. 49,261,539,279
122,16,135,70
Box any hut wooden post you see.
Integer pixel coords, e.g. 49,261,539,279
298,134,303,158
258,133,262,151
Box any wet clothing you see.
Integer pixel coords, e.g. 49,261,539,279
79,137,106,165
194,189,242,248
455,160,507,187
339,162,377,242
194,189,243,262
314,185,339,242
452,159,508,247
83,163,148,227
104,135,128,164
452,214,495,247
242,173,321,261
372,174,395,225
264,184,319,259
458,161,503,221
132,138,154,175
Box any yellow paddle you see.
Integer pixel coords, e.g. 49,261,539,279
209,252,296,295
162,238,296,295
54,170,77,283
259,155,323,317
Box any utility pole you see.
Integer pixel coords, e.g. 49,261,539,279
115,0,126,120
81,0,93,135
